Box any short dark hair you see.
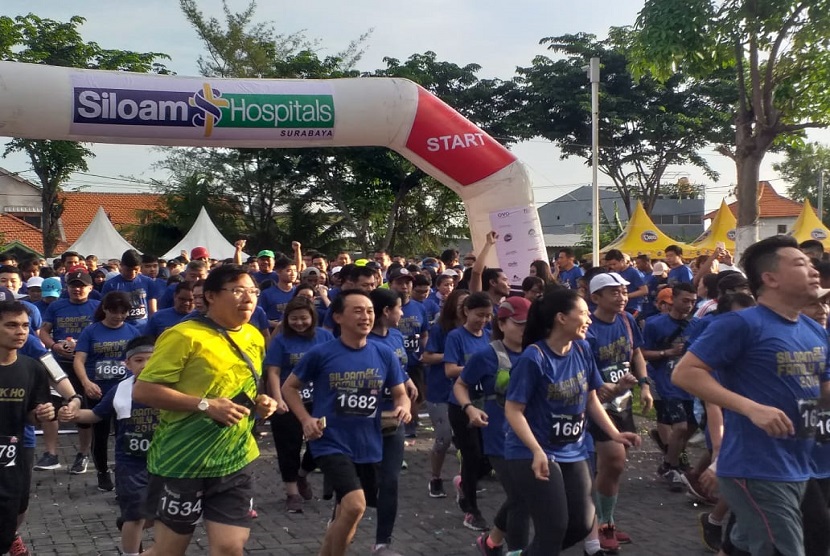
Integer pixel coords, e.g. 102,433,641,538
330,289,370,315
413,274,431,288
440,249,458,265
605,249,624,262
463,291,493,313
701,273,720,299
672,282,697,298
716,292,756,314
665,245,683,256
95,291,132,321
522,275,544,293
282,296,318,338
203,264,251,306
141,254,159,264
481,268,503,292
0,265,22,279
60,251,81,262
716,270,749,295
349,265,376,282
274,257,294,271
559,247,575,258
740,235,799,296
121,249,142,267
174,281,194,295
799,239,824,253
0,300,29,320
370,288,402,320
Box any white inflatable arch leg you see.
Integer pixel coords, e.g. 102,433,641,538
0,62,547,283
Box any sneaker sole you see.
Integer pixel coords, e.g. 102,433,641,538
69,469,88,475
428,491,447,498
463,521,489,532
33,464,61,470
697,513,721,553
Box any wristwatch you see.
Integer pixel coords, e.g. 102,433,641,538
659,350,666,357
197,398,210,412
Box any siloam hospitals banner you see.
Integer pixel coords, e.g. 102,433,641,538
489,205,548,286
69,74,335,140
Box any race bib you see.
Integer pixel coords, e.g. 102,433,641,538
549,413,585,445
600,362,630,384
404,334,420,352
128,290,147,319
95,359,127,381
817,410,830,444
157,484,203,524
665,358,680,376
470,382,486,410
123,430,152,458
300,384,314,403
335,387,379,417
0,436,18,467
798,399,830,441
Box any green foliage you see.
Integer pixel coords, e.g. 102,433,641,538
514,32,732,217
578,202,625,249
774,142,830,225
0,14,170,255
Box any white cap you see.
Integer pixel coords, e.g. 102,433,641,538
26,276,44,289
652,261,669,276
330,266,343,275
441,269,459,277
589,272,630,294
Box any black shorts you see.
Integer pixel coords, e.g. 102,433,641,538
407,363,425,404
144,464,254,535
116,462,150,522
61,360,92,429
316,454,378,507
19,447,34,515
588,407,636,443
656,399,697,426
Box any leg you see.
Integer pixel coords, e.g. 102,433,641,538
121,520,145,554
490,456,530,551
91,412,111,473
448,403,482,514
505,458,569,556
594,441,626,524
427,402,452,485
560,460,596,550
270,412,304,497
375,427,405,546
205,521,250,556
802,478,830,556
141,521,192,556
323,490,365,556
41,419,59,457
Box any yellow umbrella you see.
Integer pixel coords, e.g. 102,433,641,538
789,199,830,251
600,201,700,259
692,199,736,254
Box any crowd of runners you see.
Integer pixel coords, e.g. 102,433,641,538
0,234,828,556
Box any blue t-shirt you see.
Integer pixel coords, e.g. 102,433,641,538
20,334,49,449
559,266,584,289
586,311,643,409
424,323,454,403
618,266,646,313
264,328,335,383
145,307,189,338
667,265,694,286
689,306,830,481
33,299,51,317
250,306,270,333
460,342,522,457
642,313,693,400
291,339,406,463
504,340,603,462
258,285,295,323
398,299,429,369
101,274,156,326
156,283,177,310
75,321,140,390
92,376,159,466
43,298,100,362
251,270,280,286
421,298,440,324
444,326,492,405
368,329,409,411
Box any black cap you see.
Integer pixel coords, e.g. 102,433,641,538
66,270,93,286
388,267,414,282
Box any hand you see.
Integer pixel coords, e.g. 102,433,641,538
639,383,654,413
612,431,642,448
205,397,251,427
52,343,74,358
181,250,188,258
83,381,102,400
485,231,498,246
34,403,55,422
747,403,794,438
58,404,77,422
720,250,733,265
597,383,618,403
235,239,246,251
531,449,550,481
302,416,324,440
465,406,489,427
254,394,278,419
274,398,289,414
316,285,329,299
699,468,718,496
666,345,684,358
292,241,301,251
392,404,411,424
405,379,419,401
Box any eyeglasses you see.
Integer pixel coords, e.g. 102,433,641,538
220,287,260,298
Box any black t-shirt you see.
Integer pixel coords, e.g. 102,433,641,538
0,354,50,496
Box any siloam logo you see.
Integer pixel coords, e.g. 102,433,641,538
73,83,335,138
812,229,828,240
641,230,659,243
726,229,736,241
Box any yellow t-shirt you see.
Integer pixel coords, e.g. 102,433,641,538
138,318,265,478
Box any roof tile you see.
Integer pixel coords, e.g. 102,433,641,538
704,181,803,220
0,213,68,255
59,192,162,244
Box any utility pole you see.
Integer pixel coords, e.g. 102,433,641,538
819,170,825,220
588,57,600,263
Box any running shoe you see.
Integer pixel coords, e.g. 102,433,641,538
476,533,504,556
656,461,670,477
97,471,114,492
453,475,468,512
583,550,612,556
69,453,89,475
285,494,303,513
662,468,685,493
401,460,408,470
463,512,490,531
297,475,313,500
614,528,632,544
648,428,667,453
372,545,404,556
698,512,722,553
688,429,706,446
598,524,620,552
428,478,447,498
682,472,717,505
9,535,30,556
33,452,60,471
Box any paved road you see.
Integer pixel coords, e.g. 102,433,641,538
21,418,712,555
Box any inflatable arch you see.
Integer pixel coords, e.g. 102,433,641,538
0,62,547,283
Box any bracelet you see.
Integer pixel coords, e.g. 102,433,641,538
461,403,473,412
637,377,649,386
67,394,83,404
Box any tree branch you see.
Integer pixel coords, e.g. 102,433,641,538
748,31,765,126
778,122,829,134
763,2,808,122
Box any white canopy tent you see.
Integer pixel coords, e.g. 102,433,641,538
67,206,140,260
162,206,243,260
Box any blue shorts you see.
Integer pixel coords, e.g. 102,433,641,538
655,399,697,426
115,462,149,522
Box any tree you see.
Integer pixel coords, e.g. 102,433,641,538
0,14,170,255
774,142,830,225
513,31,732,217
630,0,830,254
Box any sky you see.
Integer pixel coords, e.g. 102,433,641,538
2,0,822,212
